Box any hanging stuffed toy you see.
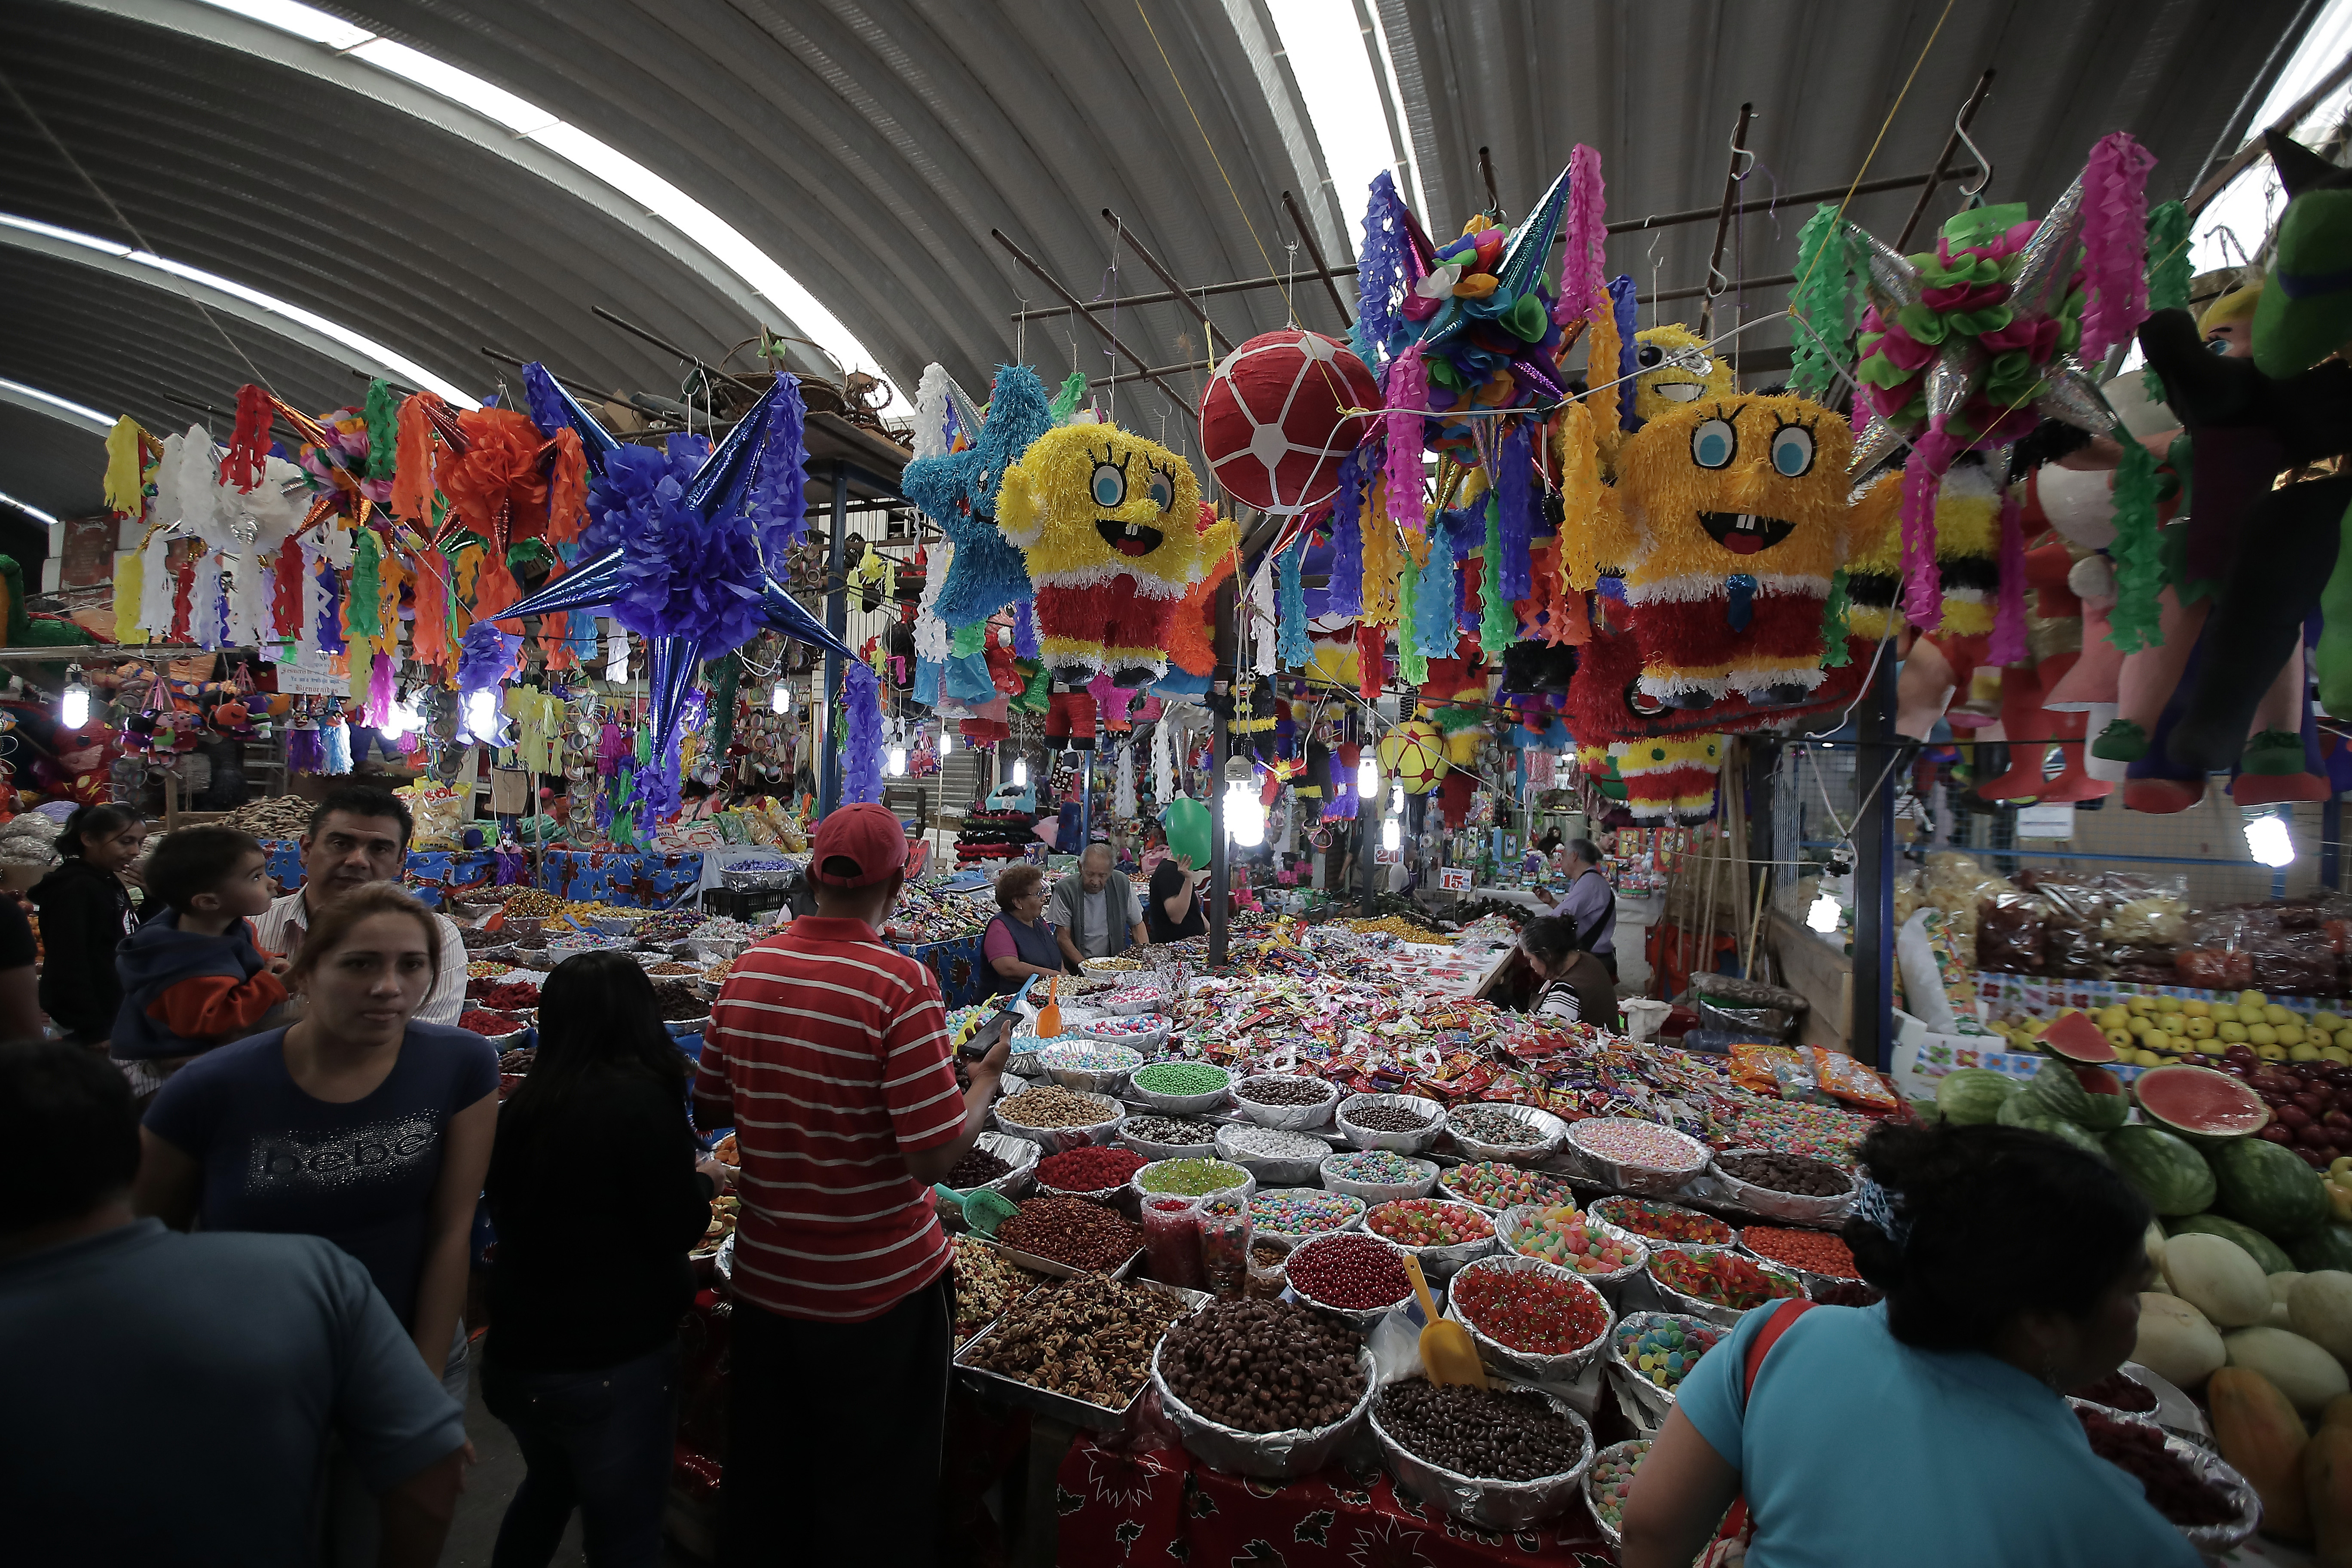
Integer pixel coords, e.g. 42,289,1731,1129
1627,325,1737,429
995,423,1204,684
902,364,1052,635
1611,733,1724,824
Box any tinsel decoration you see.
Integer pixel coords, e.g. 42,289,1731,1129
1989,487,2029,665
1818,569,1853,668
1353,169,1409,369
1277,535,1311,668
2142,198,2193,401
1495,422,1534,598
843,660,884,805
362,380,400,483
2080,132,2157,364
1789,203,1862,402
1556,144,1607,328
1116,742,1137,820
1411,519,1455,662
1479,502,1513,659
2106,438,2165,654
218,384,274,493
743,372,807,554
392,394,443,525
348,529,382,640
1048,371,1089,426
1326,445,1369,620
1384,352,1428,535
637,731,681,824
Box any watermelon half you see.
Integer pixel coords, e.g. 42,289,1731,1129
2043,1009,2120,1064
2134,1064,2272,1139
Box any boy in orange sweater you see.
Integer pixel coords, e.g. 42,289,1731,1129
110,826,289,1064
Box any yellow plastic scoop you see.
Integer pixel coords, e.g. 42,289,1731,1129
1404,1253,1487,1389
1034,976,1062,1039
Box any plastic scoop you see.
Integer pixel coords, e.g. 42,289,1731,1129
1034,976,1062,1039
934,1183,1019,1238
1403,1253,1487,1389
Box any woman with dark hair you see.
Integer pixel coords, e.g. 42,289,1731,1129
1619,1121,2192,1568
31,803,145,1049
981,863,1064,995
1482,915,1621,1032
479,952,723,1568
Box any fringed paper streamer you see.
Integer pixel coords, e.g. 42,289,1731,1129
546,429,587,545
362,380,399,483
913,365,953,460
843,660,883,805
1411,516,1456,661
1818,569,1854,668
348,529,382,640
1049,372,1089,426
2142,198,2193,401
1353,169,1409,368
170,560,195,643
1326,445,1368,620
285,723,324,774
745,373,807,554
1276,536,1311,668
1585,295,1624,435
273,535,305,637
104,417,149,516
1789,203,1861,402
1356,621,1387,702
1249,558,1279,677
1609,276,1640,430
1152,717,1176,802
218,384,273,493
1479,501,1513,659
191,551,224,649
2080,132,2157,364
1554,401,1605,592
374,546,404,658
1556,144,1608,328
1989,487,2029,665
1495,422,1534,598
1360,485,1402,625
474,548,522,629
1383,351,1428,535
412,548,453,670
1014,598,1041,661
315,558,345,655
2106,439,2165,654
138,533,174,640
366,651,395,729
1116,742,1137,819
1898,425,1963,629
913,540,952,663
392,394,441,525
114,549,146,644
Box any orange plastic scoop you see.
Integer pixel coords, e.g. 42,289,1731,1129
1034,976,1062,1039
1404,1253,1487,1388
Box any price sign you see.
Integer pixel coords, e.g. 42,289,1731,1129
1373,846,1401,865
1439,867,1474,893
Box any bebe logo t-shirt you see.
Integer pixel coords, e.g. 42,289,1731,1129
144,1024,499,1327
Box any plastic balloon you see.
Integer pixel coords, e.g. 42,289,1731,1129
1161,795,1212,865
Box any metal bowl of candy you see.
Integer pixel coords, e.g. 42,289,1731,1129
1735,1226,1862,1298
585,913,644,937
1317,1149,1439,1205
1125,1060,1234,1115
493,916,545,939
1362,1199,1498,1281
1128,1158,1254,1213
1151,1338,1378,1481
1333,1092,1447,1155
1496,1205,1649,1302
1708,1147,1857,1226
1282,1232,1416,1327
948,1132,1041,1205
462,1011,532,1050
1367,1380,1594,1531
1246,1188,1366,1246
1583,1438,1651,1550
1603,1311,1727,1430
1642,1246,1807,1329
1445,1254,1614,1383
1436,1161,1575,1215
1231,1073,1340,1131
1564,1118,1709,1197
990,1087,1127,1153
1444,1102,1568,1164
662,1013,713,1041
1588,1195,1736,1252
1072,1013,1169,1053
1118,1115,1222,1163
720,860,796,891
1095,981,1168,1017
1213,1124,1331,1188
1035,1041,1145,1096
2069,1404,2260,1555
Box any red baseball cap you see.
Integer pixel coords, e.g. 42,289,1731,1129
808,802,912,888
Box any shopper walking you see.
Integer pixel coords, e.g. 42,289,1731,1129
1620,1121,2194,1568
0,1038,468,1568
1548,838,1617,979
133,882,498,1566
31,802,144,1049
482,952,726,1568
982,863,1066,994
694,803,1011,1568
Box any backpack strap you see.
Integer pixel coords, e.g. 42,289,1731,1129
1711,1298,1819,1550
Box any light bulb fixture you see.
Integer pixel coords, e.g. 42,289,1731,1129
57,665,90,731
1382,817,1401,851
2245,811,2296,869
462,687,500,743
769,680,789,715
379,692,423,739
938,726,953,755
1807,891,1842,933
887,744,908,777
1225,774,1266,848
1011,755,1029,787
1357,752,1378,796
1390,782,1404,815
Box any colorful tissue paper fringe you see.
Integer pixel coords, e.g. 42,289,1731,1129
1276,536,1311,668
844,660,884,805
1495,422,1534,598
2080,132,2156,364
1384,349,1428,535
1326,445,1369,620
2107,439,2165,654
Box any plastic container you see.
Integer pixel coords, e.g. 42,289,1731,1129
1141,1197,1206,1289
1199,1204,1253,1298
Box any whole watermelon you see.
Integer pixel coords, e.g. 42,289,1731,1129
2210,1137,2331,1240
2002,1106,2110,1161
1937,1068,2024,1126
2023,1059,2097,1124
2105,1124,2218,1216
2290,1223,2352,1274
2166,1213,2295,1276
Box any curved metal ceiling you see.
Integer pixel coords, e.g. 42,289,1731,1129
0,0,2318,528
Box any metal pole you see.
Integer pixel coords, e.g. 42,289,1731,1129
1100,208,1229,360
1079,753,1093,848
1893,69,1998,250
1697,104,1756,342
1207,575,1239,968
1281,190,1355,329
1852,653,1901,1069
2326,794,2344,892
990,229,1194,411
819,461,848,817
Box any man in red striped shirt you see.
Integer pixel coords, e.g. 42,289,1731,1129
693,803,1009,1566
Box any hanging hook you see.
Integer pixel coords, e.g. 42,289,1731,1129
1953,111,1994,204
1728,129,1756,181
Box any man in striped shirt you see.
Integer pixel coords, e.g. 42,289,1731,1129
694,802,1009,1567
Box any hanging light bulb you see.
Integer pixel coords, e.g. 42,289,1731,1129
463,688,501,743
770,680,790,715
1390,782,1405,815
1012,754,1029,787
1807,891,1842,933
380,692,423,739
58,665,89,731
939,726,953,756
1382,817,1401,852
1225,774,1265,848
887,744,908,776
1357,750,1378,796
2245,811,2297,868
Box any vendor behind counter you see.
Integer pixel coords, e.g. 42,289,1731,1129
1476,914,1622,1033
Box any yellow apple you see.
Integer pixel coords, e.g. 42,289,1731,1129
2279,1023,2308,1047
2127,995,2156,1016
2185,1017,2216,1039
2241,989,2270,1010
2265,1004,2294,1027
2137,1049,2165,1066
2258,1042,2288,1061
2317,1011,2344,1031
2184,999,2212,1018
2161,1014,2189,1035
2220,1021,2250,1043
2325,1046,2352,1064
2196,1037,2227,1055
2293,1042,2323,1062
2251,1023,2279,1046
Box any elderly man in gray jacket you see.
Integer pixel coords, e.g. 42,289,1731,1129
1053,844,1147,967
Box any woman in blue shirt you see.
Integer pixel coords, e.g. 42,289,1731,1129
1621,1121,2198,1568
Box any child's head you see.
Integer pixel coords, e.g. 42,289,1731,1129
145,827,272,921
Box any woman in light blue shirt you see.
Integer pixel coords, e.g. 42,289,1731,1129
1621,1122,2197,1568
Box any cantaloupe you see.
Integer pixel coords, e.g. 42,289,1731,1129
2228,1326,2352,1416
2294,1271,2352,1366
2135,1291,2228,1389
2213,1366,2312,1541
2166,1232,2275,1328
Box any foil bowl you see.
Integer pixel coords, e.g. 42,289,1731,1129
1071,1014,1170,1053
1318,1151,1440,1205
1151,1340,1378,1480
1735,1230,1862,1299
1495,1205,1649,1306
1435,1163,1577,1216
1360,1200,1499,1281
1369,1383,1595,1531
1642,1248,1809,1329
1213,1124,1330,1188
1602,1311,1727,1431
1128,1160,1254,1214
1245,1188,1366,1246
1333,1092,1448,1155
1582,1438,1652,1551
1445,1254,1614,1384
1126,1063,1234,1116
1120,1118,1222,1164
1283,1231,1416,1329
2064,1403,2260,1554
1444,1102,1569,1164
1035,1041,1145,1096
956,1132,1040,1204
1564,1118,1709,1197
993,1089,1126,1153
1708,1147,1858,1225
1231,1073,1340,1131
1588,1195,1737,1252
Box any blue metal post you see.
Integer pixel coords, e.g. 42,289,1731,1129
1851,653,1900,1069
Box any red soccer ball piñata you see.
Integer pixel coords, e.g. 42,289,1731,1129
1197,329,1380,514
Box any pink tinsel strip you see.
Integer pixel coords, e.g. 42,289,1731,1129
1988,487,2028,665
2079,132,2155,362
1556,144,1607,327
1384,347,1427,534
366,651,395,729
1900,426,1963,630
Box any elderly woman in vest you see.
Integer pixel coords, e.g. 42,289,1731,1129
983,864,1068,995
